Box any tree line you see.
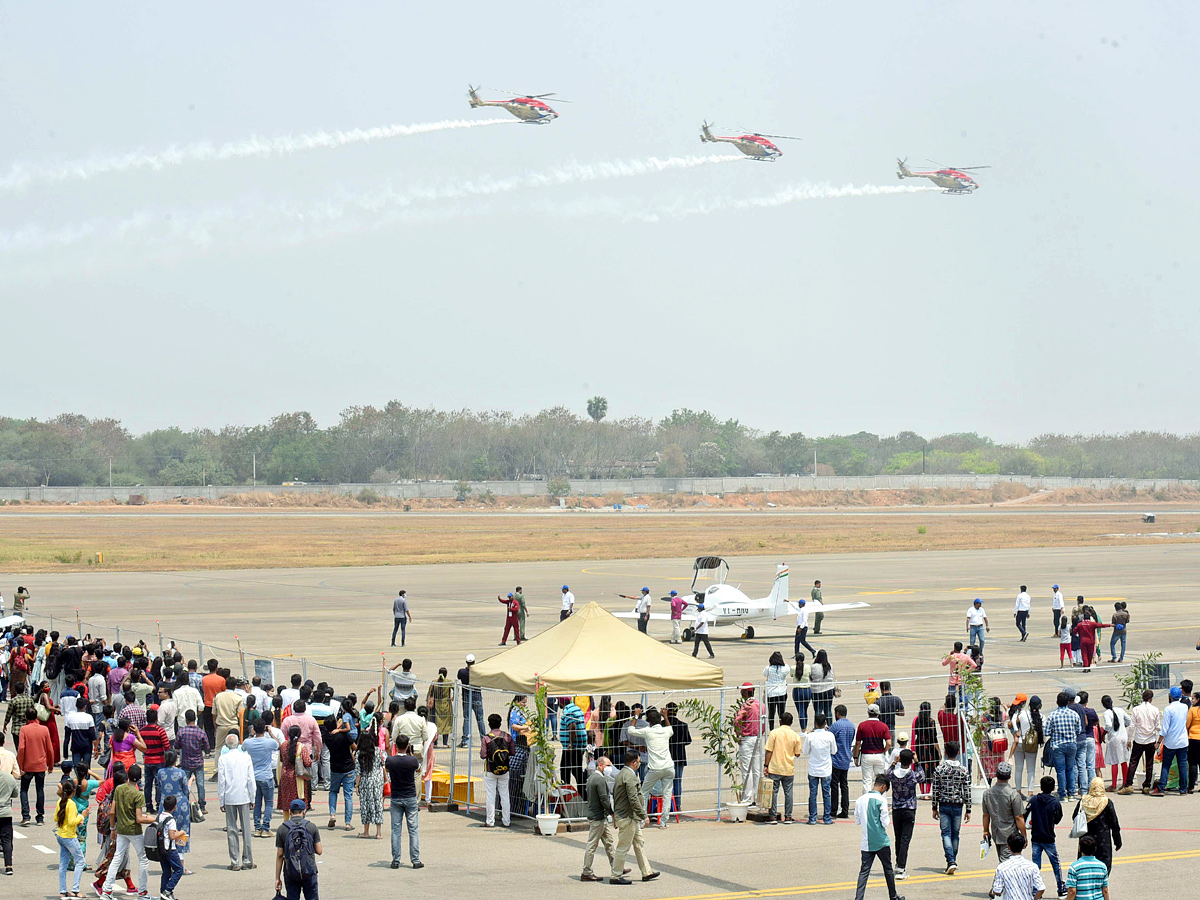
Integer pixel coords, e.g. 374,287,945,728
1,403,1198,486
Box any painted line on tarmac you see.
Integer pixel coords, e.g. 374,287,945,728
12,830,25,839
647,848,1200,900
32,844,54,854
854,589,914,595
953,587,1003,591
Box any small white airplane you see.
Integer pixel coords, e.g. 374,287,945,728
614,557,869,639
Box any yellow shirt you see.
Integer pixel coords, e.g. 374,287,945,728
1187,706,1200,742
766,725,804,776
55,800,83,840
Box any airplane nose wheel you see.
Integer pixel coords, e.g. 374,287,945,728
743,626,755,639
683,627,695,642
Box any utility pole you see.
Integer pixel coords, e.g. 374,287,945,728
922,446,927,475
108,457,113,491
252,452,256,488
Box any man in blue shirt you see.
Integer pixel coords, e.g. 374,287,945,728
242,719,281,836
559,698,589,800
1152,686,1189,796
831,705,856,819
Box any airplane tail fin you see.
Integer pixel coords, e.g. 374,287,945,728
700,121,715,143
897,157,912,180
468,85,483,108
769,564,790,619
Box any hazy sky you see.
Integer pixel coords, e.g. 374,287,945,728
1,2,1194,442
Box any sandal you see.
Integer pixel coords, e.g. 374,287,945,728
344,824,354,831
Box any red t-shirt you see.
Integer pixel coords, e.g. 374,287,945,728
140,724,170,765
855,718,892,754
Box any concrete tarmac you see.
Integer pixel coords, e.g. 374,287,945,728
4,542,1199,897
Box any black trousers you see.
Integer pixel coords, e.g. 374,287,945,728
1016,610,1029,637
854,846,898,900
202,707,216,748
1127,741,1156,788
1053,608,1062,635
830,766,850,816
767,695,786,730
560,610,571,621
0,816,12,867
692,635,713,657
892,807,916,868
795,627,816,658
560,747,587,800
637,614,649,634
19,771,45,821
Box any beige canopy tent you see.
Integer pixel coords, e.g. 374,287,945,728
470,601,724,693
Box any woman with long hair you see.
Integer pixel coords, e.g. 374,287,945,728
418,705,438,804
278,724,312,820
763,652,789,730
810,649,836,724
1101,694,1132,791
791,653,812,731
937,692,961,747
357,714,385,839
507,695,532,816
106,720,144,779
911,701,941,795
55,780,88,898
432,668,453,747
67,764,99,867
154,750,194,873
35,679,63,769
606,701,630,760
1008,694,1042,794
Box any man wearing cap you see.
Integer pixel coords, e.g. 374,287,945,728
456,655,486,748
854,704,893,795
966,599,989,650
275,799,322,900
734,684,763,805
668,591,685,644
1051,585,1064,636
560,586,575,621
794,598,816,658
1151,686,1189,796
1013,585,1032,642
635,588,652,634
981,761,1027,861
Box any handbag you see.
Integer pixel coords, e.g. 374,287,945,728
34,703,50,722
1069,804,1088,838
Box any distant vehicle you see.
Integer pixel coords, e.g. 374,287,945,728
614,557,868,639
282,481,308,486
467,86,565,124
896,158,990,193
700,121,801,161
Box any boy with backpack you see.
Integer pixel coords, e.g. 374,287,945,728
480,714,515,827
275,799,322,900
147,794,188,900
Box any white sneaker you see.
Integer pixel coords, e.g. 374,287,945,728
895,868,907,880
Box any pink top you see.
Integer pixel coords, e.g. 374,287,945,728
281,712,323,758
735,699,762,737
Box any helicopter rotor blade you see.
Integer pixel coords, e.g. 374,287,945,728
954,166,991,170
755,133,803,141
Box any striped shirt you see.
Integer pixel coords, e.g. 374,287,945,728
1045,706,1083,746
140,724,169,766
558,703,587,749
991,854,1046,899
1066,855,1109,900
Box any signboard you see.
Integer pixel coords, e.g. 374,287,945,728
254,658,276,687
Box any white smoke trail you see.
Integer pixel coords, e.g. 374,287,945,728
0,154,744,253
0,118,515,192
619,182,939,222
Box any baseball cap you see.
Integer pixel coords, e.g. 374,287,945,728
996,761,1013,777
740,682,755,691
1053,584,1059,590
1013,693,1028,705
290,799,307,811
798,598,806,605
507,593,514,598
973,598,982,604
1170,686,1183,701
641,587,650,593
562,585,569,590
669,590,678,596
897,732,909,743
465,653,476,664
867,703,881,714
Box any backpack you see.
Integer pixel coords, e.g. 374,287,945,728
285,821,319,878
1022,723,1039,754
143,816,166,862
486,734,511,775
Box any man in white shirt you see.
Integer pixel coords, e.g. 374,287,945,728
803,713,839,824
690,600,714,658
172,678,204,735
560,586,576,621
279,675,302,711
392,698,426,758
156,684,179,741
1121,688,1162,794
627,709,674,826
250,677,271,713
216,733,256,870
389,659,417,705
1013,586,1032,643
87,667,109,725
966,599,989,650
1051,585,1064,637
795,599,816,658
633,589,652,634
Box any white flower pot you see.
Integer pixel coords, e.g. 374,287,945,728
536,813,561,836
725,800,751,822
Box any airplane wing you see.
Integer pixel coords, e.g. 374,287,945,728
613,611,713,624
785,601,871,615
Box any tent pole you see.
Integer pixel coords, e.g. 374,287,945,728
446,682,460,811
717,687,725,820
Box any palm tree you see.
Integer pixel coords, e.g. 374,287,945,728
586,397,608,473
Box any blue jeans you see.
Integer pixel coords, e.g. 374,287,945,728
938,804,963,865
1076,738,1094,792
58,835,85,894
1160,745,1189,793
160,847,184,894
1031,841,1064,893
672,762,684,812
391,617,407,646
969,624,985,649
807,774,831,823
1052,741,1078,798
254,778,275,830
461,692,486,743
329,770,356,824
767,773,793,818
792,687,812,730
185,766,206,810
1109,630,1127,661
389,796,420,864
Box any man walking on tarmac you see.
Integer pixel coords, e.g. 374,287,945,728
560,586,575,621
811,580,825,636
391,590,411,648
1051,585,1064,637
1014,586,1032,643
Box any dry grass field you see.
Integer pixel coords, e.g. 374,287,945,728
2,504,1198,571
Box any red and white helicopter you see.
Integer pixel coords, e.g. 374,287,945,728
467,86,564,124
699,121,801,161
614,557,868,639
897,158,990,194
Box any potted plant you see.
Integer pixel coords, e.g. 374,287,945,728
526,681,564,835
680,697,750,821
1115,651,1163,709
